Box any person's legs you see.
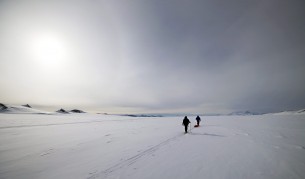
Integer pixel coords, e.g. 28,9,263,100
184,125,188,133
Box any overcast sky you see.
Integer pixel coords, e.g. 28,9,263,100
1,0,305,114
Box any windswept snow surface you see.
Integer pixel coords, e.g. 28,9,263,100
0,113,305,179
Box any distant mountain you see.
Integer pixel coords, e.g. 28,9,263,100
56,108,69,114
0,103,51,114
120,114,163,117
22,104,32,108
0,103,8,111
228,111,261,116
272,109,305,115
70,109,85,113
55,109,86,114
118,113,204,117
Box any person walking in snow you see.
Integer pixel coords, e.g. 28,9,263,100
195,115,201,126
182,116,191,133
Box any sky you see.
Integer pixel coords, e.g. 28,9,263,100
0,0,305,114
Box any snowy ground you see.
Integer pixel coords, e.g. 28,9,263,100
0,113,305,179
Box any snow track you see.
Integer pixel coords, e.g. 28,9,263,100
87,133,184,179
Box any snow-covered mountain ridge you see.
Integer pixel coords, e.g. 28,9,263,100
0,104,87,114
1,103,304,116
0,103,51,114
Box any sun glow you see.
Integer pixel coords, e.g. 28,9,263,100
27,32,69,67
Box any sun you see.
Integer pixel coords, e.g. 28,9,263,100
27,32,69,67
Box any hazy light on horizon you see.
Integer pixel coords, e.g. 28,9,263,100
1,0,305,114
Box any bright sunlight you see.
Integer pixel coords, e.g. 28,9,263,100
27,32,69,68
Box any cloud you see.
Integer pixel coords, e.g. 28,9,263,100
0,0,305,113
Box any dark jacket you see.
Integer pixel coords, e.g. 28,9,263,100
196,116,201,121
182,117,191,126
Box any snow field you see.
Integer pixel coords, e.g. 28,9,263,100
0,114,305,179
